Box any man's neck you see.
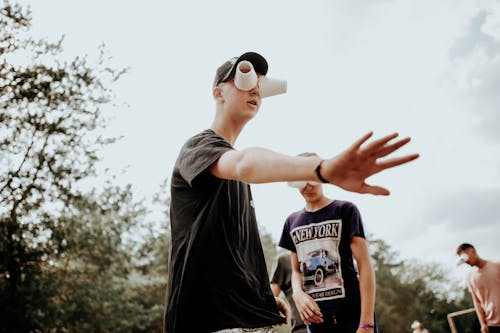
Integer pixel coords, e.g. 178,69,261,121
476,258,487,269
210,112,247,145
305,196,332,212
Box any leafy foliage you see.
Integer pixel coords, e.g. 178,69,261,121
259,225,278,275
0,2,166,331
37,184,165,332
369,238,479,333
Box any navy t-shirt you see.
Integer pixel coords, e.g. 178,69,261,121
279,200,365,312
164,129,285,333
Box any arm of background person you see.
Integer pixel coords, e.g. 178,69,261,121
210,132,419,195
290,252,323,325
470,287,488,333
351,236,376,333
271,282,282,297
274,296,290,326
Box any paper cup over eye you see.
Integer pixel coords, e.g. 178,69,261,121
234,60,287,98
457,253,469,265
260,76,287,98
234,61,258,91
287,181,321,189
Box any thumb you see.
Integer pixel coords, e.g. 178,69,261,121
360,183,390,196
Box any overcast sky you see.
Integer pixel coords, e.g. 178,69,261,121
17,0,500,285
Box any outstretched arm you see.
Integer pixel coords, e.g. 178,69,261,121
211,147,322,184
210,132,418,195
320,132,418,195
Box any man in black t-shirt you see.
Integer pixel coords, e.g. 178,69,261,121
164,51,418,333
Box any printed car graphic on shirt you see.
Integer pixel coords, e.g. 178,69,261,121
300,248,340,286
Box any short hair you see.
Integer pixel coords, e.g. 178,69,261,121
456,243,474,255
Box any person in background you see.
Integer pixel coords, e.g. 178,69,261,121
411,320,430,333
456,243,500,333
271,252,307,333
278,153,377,333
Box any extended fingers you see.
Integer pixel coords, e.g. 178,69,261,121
302,312,323,324
377,153,420,170
360,132,399,154
348,132,374,152
359,183,390,196
301,301,323,323
357,152,419,195
374,136,411,158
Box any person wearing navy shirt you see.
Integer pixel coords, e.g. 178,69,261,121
279,153,378,333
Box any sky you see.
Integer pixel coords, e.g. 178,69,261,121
15,0,500,286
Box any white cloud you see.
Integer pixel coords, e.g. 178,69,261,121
448,8,500,141
427,187,500,228
482,2,500,42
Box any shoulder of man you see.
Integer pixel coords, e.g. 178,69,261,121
181,129,230,151
488,260,500,270
334,200,358,210
175,129,233,186
285,209,307,224
467,268,479,284
332,200,362,221
277,252,291,265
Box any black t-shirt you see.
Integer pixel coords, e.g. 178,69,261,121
279,200,364,313
164,129,285,333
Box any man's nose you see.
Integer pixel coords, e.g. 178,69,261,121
249,84,260,97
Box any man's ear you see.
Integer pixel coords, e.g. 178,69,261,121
213,86,224,102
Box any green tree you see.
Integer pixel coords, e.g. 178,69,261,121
259,224,278,275
41,183,165,332
369,238,478,333
132,179,172,332
0,2,127,331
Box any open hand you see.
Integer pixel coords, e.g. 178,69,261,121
321,132,419,195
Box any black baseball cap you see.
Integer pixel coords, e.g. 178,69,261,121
213,51,268,87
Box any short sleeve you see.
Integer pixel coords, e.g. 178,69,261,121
347,203,365,240
177,130,233,186
270,253,291,287
278,219,296,252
